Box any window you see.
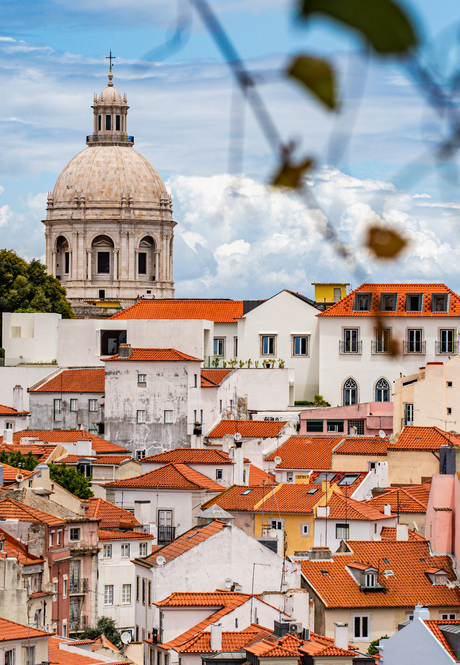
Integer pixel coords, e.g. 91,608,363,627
380,293,397,312
97,251,110,274
5,422,13,429
122,584,132,604
234,336,238,357
62,620,67,638
164,410,173,424
194,373,197,388
52,581,57,602
337,473,360,486
306,420,324,432
57,530,62,545
24,647,35,665
353,293,371,312
270,519,284,530
406,329,424,353
334,288,342,302
116,115,121,131
49,531,53,547
342,328,360,354
406,293,423,312
88,399,98,412
63,577,68,598
336,523,350,540
438,329,456,354
440,613,458,620
300,523,310,536
375,378,390,402
373,327,391,353
405,403,414,426
138,374,147,386
64,251,70,274
69,527,80,542
432,293,449,312
137,410,146,424
327,420,344,432
100,329,127,356
157,653,162,665
343,378,358,406
136,450,146,460
213,338,225,357
292,335,309,356
105,115,111,130
447,381,453,387
104,585,114,605
138,252,147,275
348,419,364,435
148,580,152,606
354,615,369,639
139,542,148,556
70,398,78,411
136,576,140,602
142,578,146,605
261,335,276,356
121,543,130,558
216,469,223,480
54,398,62,420
103,544,112,558
5,650,15,665
447,407,452,415
365,572,377,587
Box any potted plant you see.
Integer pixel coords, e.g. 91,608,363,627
193,421,202,435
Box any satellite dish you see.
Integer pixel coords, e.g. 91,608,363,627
274,456,282,465
224,578,233,589
15,473,24,482
234,433,242,441
379,430,386,438
121,632,132,645
156,555,166,566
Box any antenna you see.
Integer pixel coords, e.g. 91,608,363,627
156,555,166,566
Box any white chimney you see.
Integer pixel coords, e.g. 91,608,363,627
210,623,222,651
233,442,244,485
413,605,430,621
13,385,23,412
383,504,392,516
396,523,409,541
118,343,132,359
3,429,13,444
334,623,348,650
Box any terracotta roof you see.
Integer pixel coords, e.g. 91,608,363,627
366,483,431,515
110,299,244,323
0,404,28,416
49,637,124,665
83,497,142,529
309,470,367,488
0,616,49,642
207,420,288,439
300,540,460,608
317,493,391,521
424,620,460,661
104,347,202,362
0,497,65,526
29,369,105,393
0,443,57,463
98,529,154,541
266,436,341,470
59,454,134,465
252,484,325,514
143,449,233,465
249,464,276,486
0,462,33,483
379,526,426,541
388,426,457,451
0,526,45,565
142,520,227,566
103,462,225,492
5,430,129,454
318,283,460,317
246,633,305,659
333,437,389,455
201,485,275,512
200,369,233,387
177,624,272,653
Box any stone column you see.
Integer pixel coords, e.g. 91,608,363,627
87,250,92,280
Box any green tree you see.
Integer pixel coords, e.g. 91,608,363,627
367,635,389,655
80,617,122,649
48,463,94,500
0,250,74,345
0,450,39,471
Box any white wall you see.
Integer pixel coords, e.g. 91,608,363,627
379,616,453,665
314,517,395,551
0,366,63,410
3,312,61,364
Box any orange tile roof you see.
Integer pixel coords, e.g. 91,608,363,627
252,484,325,514
0,526,45,565
59,454,133,465
333,437,389,455
6,430,129,454
103,462,225,492
379,526,426,541
388,426,457,451
143,449,233,465
156,590,252,608
300,540,460,608
142,520,228,566
249,464,276,486
0,462,33,484
0,442,57,463
0,497,65,526
200,369,233,387
0,616,49,642
266,436,341,469
318,283,460,317
0,404,28,416
366,483,431,514
317,493,390,521
110,299,244,323
98,529,154,541
83,497,142,529
177,624,272,653
207,420,288,439
105,348,202,362
49,637,123,665
201,485,274,512
29,369,105,393
424,620,460,660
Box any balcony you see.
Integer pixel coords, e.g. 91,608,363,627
157,526,176,543
69,615,89,633
339,341,362,355
435,340,459,355
69,578,89,595
371,341,391,354
402,341,426,354
86,134,134,144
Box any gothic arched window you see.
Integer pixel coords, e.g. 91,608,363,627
343,378,358,406
375,378,390,402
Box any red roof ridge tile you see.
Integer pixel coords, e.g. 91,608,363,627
104,348,202,362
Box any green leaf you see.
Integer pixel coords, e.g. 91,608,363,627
271,157,314,189
298,0,418,55
287,55,338,110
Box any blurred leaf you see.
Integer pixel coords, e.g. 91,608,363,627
367,225,407,259
271,157,314,189
287,55,338,110
298,0,418,55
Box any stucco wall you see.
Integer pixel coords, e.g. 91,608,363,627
387,450,438,485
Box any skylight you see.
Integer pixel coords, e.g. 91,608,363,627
337,473,360,486
241,489,253,495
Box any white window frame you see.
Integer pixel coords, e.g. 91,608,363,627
216,469,223,480
353,614,370,640
24,646,35,665
53,398,62,420
164,410,173,424
121,543,131,558
300,523,310,536
138,374,147,386
261,335,276,356
104,584,114,605
137,410,146,424
4,649,15,665
342,328,360,354
63,576,68,599
122,583,132,604
213,337,225,357
440,612,458,620
103,544,112,558
69,527,81,542
336,523,350,540
139,542,148,556
88,398,98,412
70,398,78,411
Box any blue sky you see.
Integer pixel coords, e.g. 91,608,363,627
1,0,460,298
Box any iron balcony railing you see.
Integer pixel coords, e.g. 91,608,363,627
86,134,134,144
157,526,176,543
402,340,426,354
69,578,89,595
435,340,459,354
371,340,391,354
339,340,362,354
69,615,89,633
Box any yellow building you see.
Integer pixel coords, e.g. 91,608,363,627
311,283,349,308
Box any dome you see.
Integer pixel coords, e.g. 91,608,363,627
51,145,169,206
98,84,123,105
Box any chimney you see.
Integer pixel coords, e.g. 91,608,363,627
35,464,50,483
118,343,132,359
233,441,244,485
307,547,332,561
13,385,23,412
3,429,13,444
396,523,408,541
210,623,222,651
413,605,430,621
383,504,392,516
334,623,348,650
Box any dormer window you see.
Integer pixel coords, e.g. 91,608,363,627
365,572,377,587
353,293,372,312
380,293,397,312
426,568,449,585
406,294,423,312
432,293,449,312
434,572,448,585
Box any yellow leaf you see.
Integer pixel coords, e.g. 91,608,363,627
287,55,338,110
271,157,314,189
366,225,407,259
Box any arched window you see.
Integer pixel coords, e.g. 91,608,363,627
138,236,156,280
55,236,70,281
375,378,390,402
92,235,114,278
343,378,358,406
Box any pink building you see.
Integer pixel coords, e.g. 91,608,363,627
426,471,460,562
300,401,393,437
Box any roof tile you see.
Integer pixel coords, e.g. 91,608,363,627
29,369,105,393
103,463,225,492
4,430,129,454
0,617,48,642
201,370,233,387
266,436,342,469
389,426,458,451
207,420,288,439
105,348,202,362
334,437,389,456
110,299,244,323
83,497,142,529
142,520,227,566
143,449,233,465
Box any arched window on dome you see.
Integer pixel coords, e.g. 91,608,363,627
92,235,115,283
55,236,71,282
343,377,358,406
137,237,156,281
375,378,391,402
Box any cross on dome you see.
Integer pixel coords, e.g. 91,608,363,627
106,50,116,86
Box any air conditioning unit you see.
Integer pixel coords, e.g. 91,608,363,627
302,628,310,641
289,622,303,634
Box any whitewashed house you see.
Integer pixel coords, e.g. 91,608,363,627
0,386,29,434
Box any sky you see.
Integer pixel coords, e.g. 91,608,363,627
2,0,460,299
